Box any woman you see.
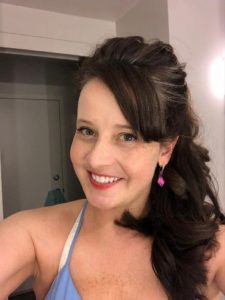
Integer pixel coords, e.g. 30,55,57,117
0,36,225,300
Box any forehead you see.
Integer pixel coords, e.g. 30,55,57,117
77,79,129,125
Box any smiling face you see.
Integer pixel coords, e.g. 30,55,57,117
71,78,168,214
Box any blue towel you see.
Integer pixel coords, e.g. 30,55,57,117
44,189,66,206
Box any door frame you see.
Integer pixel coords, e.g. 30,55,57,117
0,152,3,221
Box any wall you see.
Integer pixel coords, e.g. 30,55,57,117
0,3,116,56
116,0,169,42
0,54,84,213
0,0,223,213
168,0,225,212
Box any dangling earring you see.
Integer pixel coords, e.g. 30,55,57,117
157,166,165,187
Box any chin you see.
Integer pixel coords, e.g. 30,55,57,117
86,194,120,211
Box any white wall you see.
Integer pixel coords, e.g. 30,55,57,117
168,0,225,211
0,3,116,56
116,0,169,42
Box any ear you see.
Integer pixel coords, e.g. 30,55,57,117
158,137,179,167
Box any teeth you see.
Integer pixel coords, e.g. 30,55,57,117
91,173,119,184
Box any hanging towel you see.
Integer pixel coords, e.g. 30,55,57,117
44,189,66,206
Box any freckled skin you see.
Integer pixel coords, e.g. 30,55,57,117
0,78,224,300
68,79,225,299
70,78,167,215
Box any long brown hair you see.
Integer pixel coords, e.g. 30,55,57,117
76,36,225,300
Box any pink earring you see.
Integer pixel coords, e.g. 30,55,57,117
157,166,165,187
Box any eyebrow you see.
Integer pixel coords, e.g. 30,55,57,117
76,118,133,130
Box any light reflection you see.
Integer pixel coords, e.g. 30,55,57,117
209,55,225,100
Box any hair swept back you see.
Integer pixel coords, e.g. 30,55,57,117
76,36,225,300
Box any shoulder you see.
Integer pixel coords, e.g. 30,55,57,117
0,199,86,297
32,199,86,293
26,198,85,228
1,198,85,236
0,200,85,273
216,224,225,246
209,224,225,294
214,224,225,264
27,199,86,252
30,199,85,265
0,198,86,257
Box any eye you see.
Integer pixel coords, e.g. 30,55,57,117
120,133,137,142
76,126,94,136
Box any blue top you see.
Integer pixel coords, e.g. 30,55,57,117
45,201,87,300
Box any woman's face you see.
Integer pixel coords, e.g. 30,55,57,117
71,78,165,213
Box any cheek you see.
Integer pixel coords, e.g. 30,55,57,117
70,138,83,169
127,152,158,182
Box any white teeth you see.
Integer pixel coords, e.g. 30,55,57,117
91,173,119,184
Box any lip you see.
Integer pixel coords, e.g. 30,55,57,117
88,170,119,178
88,172,122,190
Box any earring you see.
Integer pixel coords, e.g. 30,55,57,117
157,166,165,187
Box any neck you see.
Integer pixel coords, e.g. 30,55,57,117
82,200,146,239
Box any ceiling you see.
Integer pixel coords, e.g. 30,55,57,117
0,0,142,21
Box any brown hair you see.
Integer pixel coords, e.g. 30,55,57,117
76,36,225,300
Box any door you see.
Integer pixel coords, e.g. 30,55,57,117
0,98,63,217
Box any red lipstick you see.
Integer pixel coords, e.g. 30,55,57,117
88,173,121,190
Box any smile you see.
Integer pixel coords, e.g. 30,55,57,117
88,172,122,190
91,173,120,184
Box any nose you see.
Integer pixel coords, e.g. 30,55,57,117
86,138,115,169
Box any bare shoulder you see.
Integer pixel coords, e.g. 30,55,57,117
216,224,225,260
214,224,225,262
208,225,225,269
208,224,225,296
216,224,225,245
28,199,86,257
1,198,85,241
0,199,85,298
32,199,86,297
0,207,42,297
26,198,85,231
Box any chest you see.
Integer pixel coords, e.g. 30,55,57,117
69,236,168,300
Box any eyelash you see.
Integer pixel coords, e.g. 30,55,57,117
76,127,94,136
76,126,137,142
119,133,137,142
